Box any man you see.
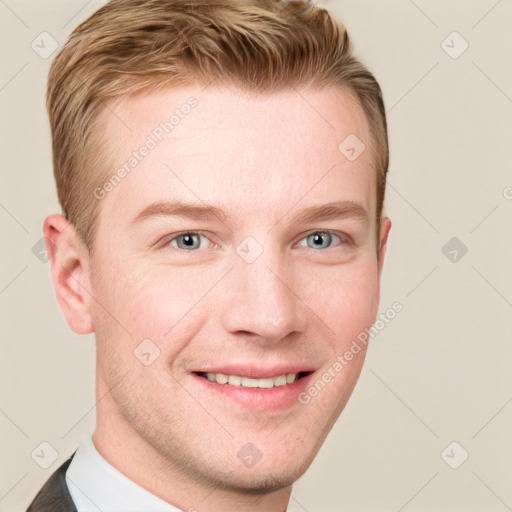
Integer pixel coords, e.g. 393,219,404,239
28,0,391,510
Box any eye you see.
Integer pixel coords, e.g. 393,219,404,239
297,231,348,250
167,232,210,251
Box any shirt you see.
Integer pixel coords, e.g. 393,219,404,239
65,434,182,512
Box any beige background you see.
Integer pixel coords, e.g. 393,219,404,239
1,1,511,510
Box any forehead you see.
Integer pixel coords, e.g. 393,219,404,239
94,84,376,228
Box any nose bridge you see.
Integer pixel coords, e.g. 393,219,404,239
220,241,306,341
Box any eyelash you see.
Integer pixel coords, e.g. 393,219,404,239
161,230,352,252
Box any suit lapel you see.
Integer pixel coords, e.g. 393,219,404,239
26,454,77,512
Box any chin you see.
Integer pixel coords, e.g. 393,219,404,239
216,455,314,495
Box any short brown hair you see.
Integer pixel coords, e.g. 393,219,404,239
47,0,388,249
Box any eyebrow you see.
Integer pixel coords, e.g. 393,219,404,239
131,199,369,227
131,200,226,224
284,200,368,226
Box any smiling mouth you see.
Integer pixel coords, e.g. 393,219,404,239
194,371,312,389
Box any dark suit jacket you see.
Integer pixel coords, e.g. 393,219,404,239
26,455,77,512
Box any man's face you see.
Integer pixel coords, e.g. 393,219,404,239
84,84,390,492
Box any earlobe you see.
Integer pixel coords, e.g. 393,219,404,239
43,214,94,334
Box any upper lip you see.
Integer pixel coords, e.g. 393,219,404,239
192,365,315,379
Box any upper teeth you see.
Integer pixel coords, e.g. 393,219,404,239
205,372,299,388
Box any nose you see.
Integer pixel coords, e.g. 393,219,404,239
219,248,308,343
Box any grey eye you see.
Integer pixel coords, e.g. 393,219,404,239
306,232,336,249
172,233,202,250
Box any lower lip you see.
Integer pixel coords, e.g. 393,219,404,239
192,373,314,411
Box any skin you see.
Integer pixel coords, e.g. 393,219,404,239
45,84,391,512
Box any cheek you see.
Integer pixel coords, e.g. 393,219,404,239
90,261,214,358
302,256,380,344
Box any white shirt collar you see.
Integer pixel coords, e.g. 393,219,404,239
65,434,182,512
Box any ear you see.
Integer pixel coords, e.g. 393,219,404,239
43,214,94,334
377,216,392,278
